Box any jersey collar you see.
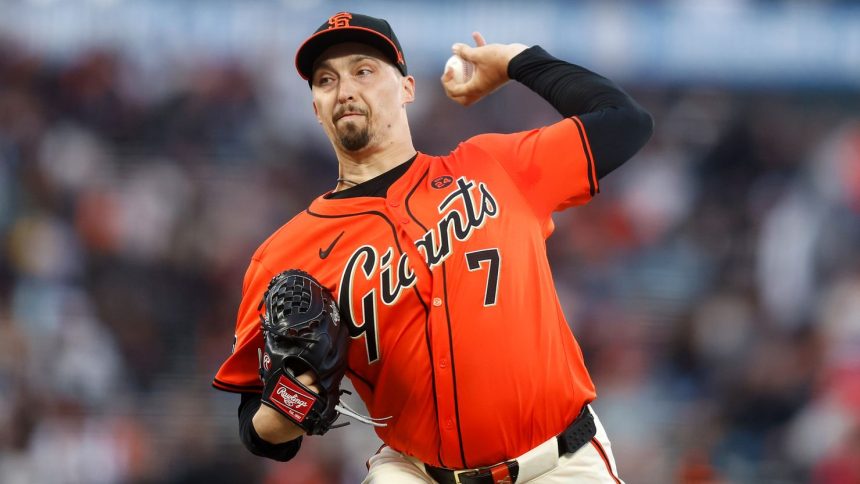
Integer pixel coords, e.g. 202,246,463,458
307,153,428,217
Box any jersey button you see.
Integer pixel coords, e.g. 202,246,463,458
445,419,454,430
433,297,442,307
388,200,400,207
400,218,410,225
439,358,448,369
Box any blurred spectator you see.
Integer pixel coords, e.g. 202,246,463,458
1,5,859,483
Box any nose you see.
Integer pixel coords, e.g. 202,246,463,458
336,76,357,104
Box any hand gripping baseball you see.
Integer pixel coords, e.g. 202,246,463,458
441,32,528,107
258,269,390,435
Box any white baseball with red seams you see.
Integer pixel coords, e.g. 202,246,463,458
445,54,474,84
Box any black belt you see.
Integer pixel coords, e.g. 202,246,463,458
425,405,597,484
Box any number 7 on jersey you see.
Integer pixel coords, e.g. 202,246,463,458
465,248,500,306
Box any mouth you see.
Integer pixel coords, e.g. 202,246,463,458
336,112,364,122
334,106,367,123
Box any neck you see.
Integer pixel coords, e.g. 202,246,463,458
333,137,416,191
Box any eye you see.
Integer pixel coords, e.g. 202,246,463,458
357,67,373,76
316,74,335,86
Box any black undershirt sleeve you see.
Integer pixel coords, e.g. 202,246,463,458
508,46,653,180
238,392,302,461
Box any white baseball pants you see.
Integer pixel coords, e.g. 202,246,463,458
363,406,623,483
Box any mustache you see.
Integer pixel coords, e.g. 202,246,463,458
333,104,368,122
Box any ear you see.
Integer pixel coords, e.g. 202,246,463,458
401,75,416,106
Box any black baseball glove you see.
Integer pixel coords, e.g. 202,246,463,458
257,269,349,436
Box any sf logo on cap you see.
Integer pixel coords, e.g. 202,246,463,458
329,12,352,28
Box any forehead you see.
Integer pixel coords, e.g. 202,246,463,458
312,42,393,73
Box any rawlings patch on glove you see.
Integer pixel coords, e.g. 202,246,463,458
258,269,389,435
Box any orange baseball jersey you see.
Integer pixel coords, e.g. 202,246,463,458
214,116,599,469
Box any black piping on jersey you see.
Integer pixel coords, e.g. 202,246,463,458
439,262,468,468
213,378,263,394
404,168,429,235
404,168,469,469
305,208,403,388
412,284,442,467
571,116,598,196
304,207,433,324
305,206,439,453
306,208,405,254
404,167,448,467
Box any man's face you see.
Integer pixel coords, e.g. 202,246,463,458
311,42,414,153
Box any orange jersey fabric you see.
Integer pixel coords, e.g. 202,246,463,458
214,117,599,469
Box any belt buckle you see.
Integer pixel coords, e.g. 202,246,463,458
452,468,476,484
452,464,513,484
455,467,491,484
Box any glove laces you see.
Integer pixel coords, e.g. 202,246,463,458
334,390,393,428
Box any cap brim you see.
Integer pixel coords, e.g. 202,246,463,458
295,26,405,81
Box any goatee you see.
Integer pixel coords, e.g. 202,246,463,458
338,122,371,151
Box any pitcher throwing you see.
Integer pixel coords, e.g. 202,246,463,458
213,11,652,483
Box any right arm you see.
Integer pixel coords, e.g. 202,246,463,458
238,372,319,461
239,392,302,461
215,255,320,461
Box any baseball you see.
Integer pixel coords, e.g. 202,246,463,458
444,54,475,84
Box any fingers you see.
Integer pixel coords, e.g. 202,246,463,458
440,67,463,96
443,31,500,106
441,66,454,83
451,42,469,60
442,86,476,106
440,56,471,97
441,76,471,98
297,371,321,393
472,31,487,47
296,371,316,384
453,32,487,60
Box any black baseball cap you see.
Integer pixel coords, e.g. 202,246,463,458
295,12,407,82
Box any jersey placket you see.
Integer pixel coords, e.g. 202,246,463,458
386,183,467,469
429,261,465,468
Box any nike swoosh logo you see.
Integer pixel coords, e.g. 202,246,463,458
319,231,345,259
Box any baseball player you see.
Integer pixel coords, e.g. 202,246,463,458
213,11,652,483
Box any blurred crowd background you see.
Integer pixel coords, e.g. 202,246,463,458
1,1,859,483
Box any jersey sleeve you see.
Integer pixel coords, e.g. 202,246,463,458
212,256,274,393
468,116,598,219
